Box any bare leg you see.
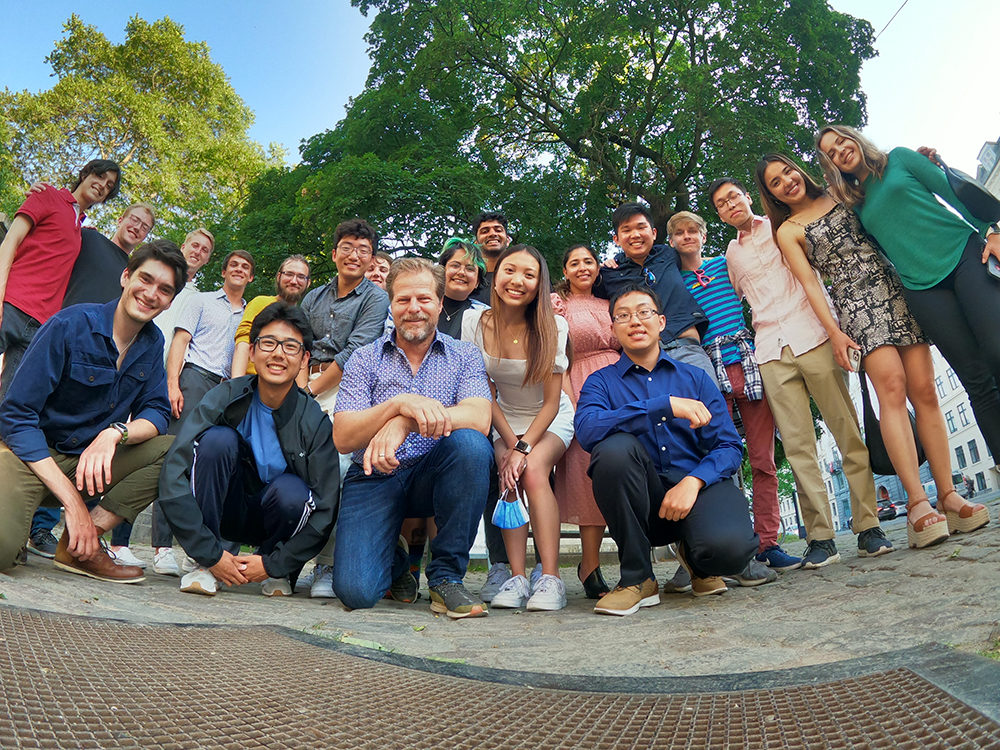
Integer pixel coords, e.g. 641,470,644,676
578,525,605,581
91,505,123,534
519,432,568,578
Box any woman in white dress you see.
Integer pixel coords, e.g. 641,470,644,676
463,244,573,611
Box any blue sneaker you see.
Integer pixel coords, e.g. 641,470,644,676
755,545,803,572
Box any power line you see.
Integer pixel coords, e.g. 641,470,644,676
875,0,910,40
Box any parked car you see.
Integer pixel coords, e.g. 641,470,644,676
876,499,897,522
952,472,970,499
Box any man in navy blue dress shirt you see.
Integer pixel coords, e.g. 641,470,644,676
0,240,187,581
575,284,759,616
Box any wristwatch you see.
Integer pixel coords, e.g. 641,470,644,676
513,439,532,455
111,422,129,445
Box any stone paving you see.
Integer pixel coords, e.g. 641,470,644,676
2,494,998,679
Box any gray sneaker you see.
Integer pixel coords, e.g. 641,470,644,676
660,565,692,594
726,558,778,587
857,527,894,557
480,563,511,603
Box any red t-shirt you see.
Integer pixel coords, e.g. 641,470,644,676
6,187,84,323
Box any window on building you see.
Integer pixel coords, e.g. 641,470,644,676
947,368,959,389
946,411,956,433
958,404,970,427
955,446,967,469
968,440,981,464
935,377,946,398
976,472,987,491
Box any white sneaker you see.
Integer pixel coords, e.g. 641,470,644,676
111,546,147,569
262,577,292,597
529,563,543,593
490,574,530,608
295,568,314,593
180,567,218,596
179,553,197,575
480,563,511,603
310,563,336,598
153,547,180,576
526,574,567,611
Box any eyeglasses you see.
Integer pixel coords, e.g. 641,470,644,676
336,243,373,260
279,270,310,282
124,213,152,234
692,268,715,288
254,336,304,356
714,192,744,210
612,307,658,324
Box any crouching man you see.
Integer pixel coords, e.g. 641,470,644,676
158,303,338,596
575,284,760,616
333,257,493,618
0,240,187,581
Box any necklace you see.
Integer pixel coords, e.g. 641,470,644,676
500,318,527,344
116,330,140,368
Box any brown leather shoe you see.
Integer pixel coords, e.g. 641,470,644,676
53,528,145,584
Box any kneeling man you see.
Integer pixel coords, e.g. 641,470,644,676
333,257,493,618
0,240,186,580
575,284,760,616
158,303,338,596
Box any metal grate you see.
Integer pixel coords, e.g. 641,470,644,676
1,606,999,749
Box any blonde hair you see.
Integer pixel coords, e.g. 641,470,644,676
183,226,215,250
815,124,888,209
666,211,707,236
123,203,157,225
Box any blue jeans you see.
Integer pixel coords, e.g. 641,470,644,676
333,429,492,609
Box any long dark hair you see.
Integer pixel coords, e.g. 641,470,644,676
554,243,599,299
754,153,826,239
480,244,558,386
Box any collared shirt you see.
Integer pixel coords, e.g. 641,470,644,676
0,300,171,463
725,216,834,365
175,290,245,379
154,280,200,365
594,243,708,343
335,330,492,468
301,277,389,368
574,350,742,488
7,186,85,324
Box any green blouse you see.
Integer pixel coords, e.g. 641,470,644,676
856,146,989,290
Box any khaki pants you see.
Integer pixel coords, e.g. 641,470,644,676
0,436,173,571
759,342,878,541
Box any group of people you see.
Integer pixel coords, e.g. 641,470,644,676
0,122,996,620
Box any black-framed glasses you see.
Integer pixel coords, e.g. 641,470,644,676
612,307,658,324
279,270,310,282
254,336,304,356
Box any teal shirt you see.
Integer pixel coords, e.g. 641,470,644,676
856,147,989,290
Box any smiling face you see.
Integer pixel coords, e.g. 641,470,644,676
365,257,391,289
818,130,865,175
762,160,809,207
276,259,310,303
114,207,154,251
712,183,755,231
119,259,178,325
563,247,598,295
667,221,706,263
182,232,213,278
251,320,307,388
391,270,442,345
495,250,540,309
335,236,374,284
475,220,510,259
612,291,666,359
75,171,119,209
613,214,656,264
444,249,480,301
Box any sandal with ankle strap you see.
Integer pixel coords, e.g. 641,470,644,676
906,499,949,549
941,496,990,534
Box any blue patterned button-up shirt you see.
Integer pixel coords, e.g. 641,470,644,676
335,330,492,468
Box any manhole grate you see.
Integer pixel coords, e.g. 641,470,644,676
1,607,998,749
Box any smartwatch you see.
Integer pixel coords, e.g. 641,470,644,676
111,422,129,445
513,439,532,455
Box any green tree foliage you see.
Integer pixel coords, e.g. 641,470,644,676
0,14,282,250
351,0,875,237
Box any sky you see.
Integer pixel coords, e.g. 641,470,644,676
2,1,999,176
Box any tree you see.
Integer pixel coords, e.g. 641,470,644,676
0,14,282,245
353,0,875,236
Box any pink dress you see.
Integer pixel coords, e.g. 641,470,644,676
551,293,621,526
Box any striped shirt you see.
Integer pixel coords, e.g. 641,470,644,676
680,256,748,366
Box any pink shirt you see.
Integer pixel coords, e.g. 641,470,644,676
725,216,835,365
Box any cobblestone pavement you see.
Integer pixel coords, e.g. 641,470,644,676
2,495,998,678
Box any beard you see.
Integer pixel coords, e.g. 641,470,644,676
397,316,434,344
278,288,305,305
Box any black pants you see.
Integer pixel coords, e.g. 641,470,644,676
482,470,506,564
0,302,41,403
589,432,757,587
902,234,1000,458
191,426,313,560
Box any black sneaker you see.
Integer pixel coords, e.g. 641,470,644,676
27,529,59,558
858,527,894,557
387,571,419,603
801,539,841,569
429,581,488,619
